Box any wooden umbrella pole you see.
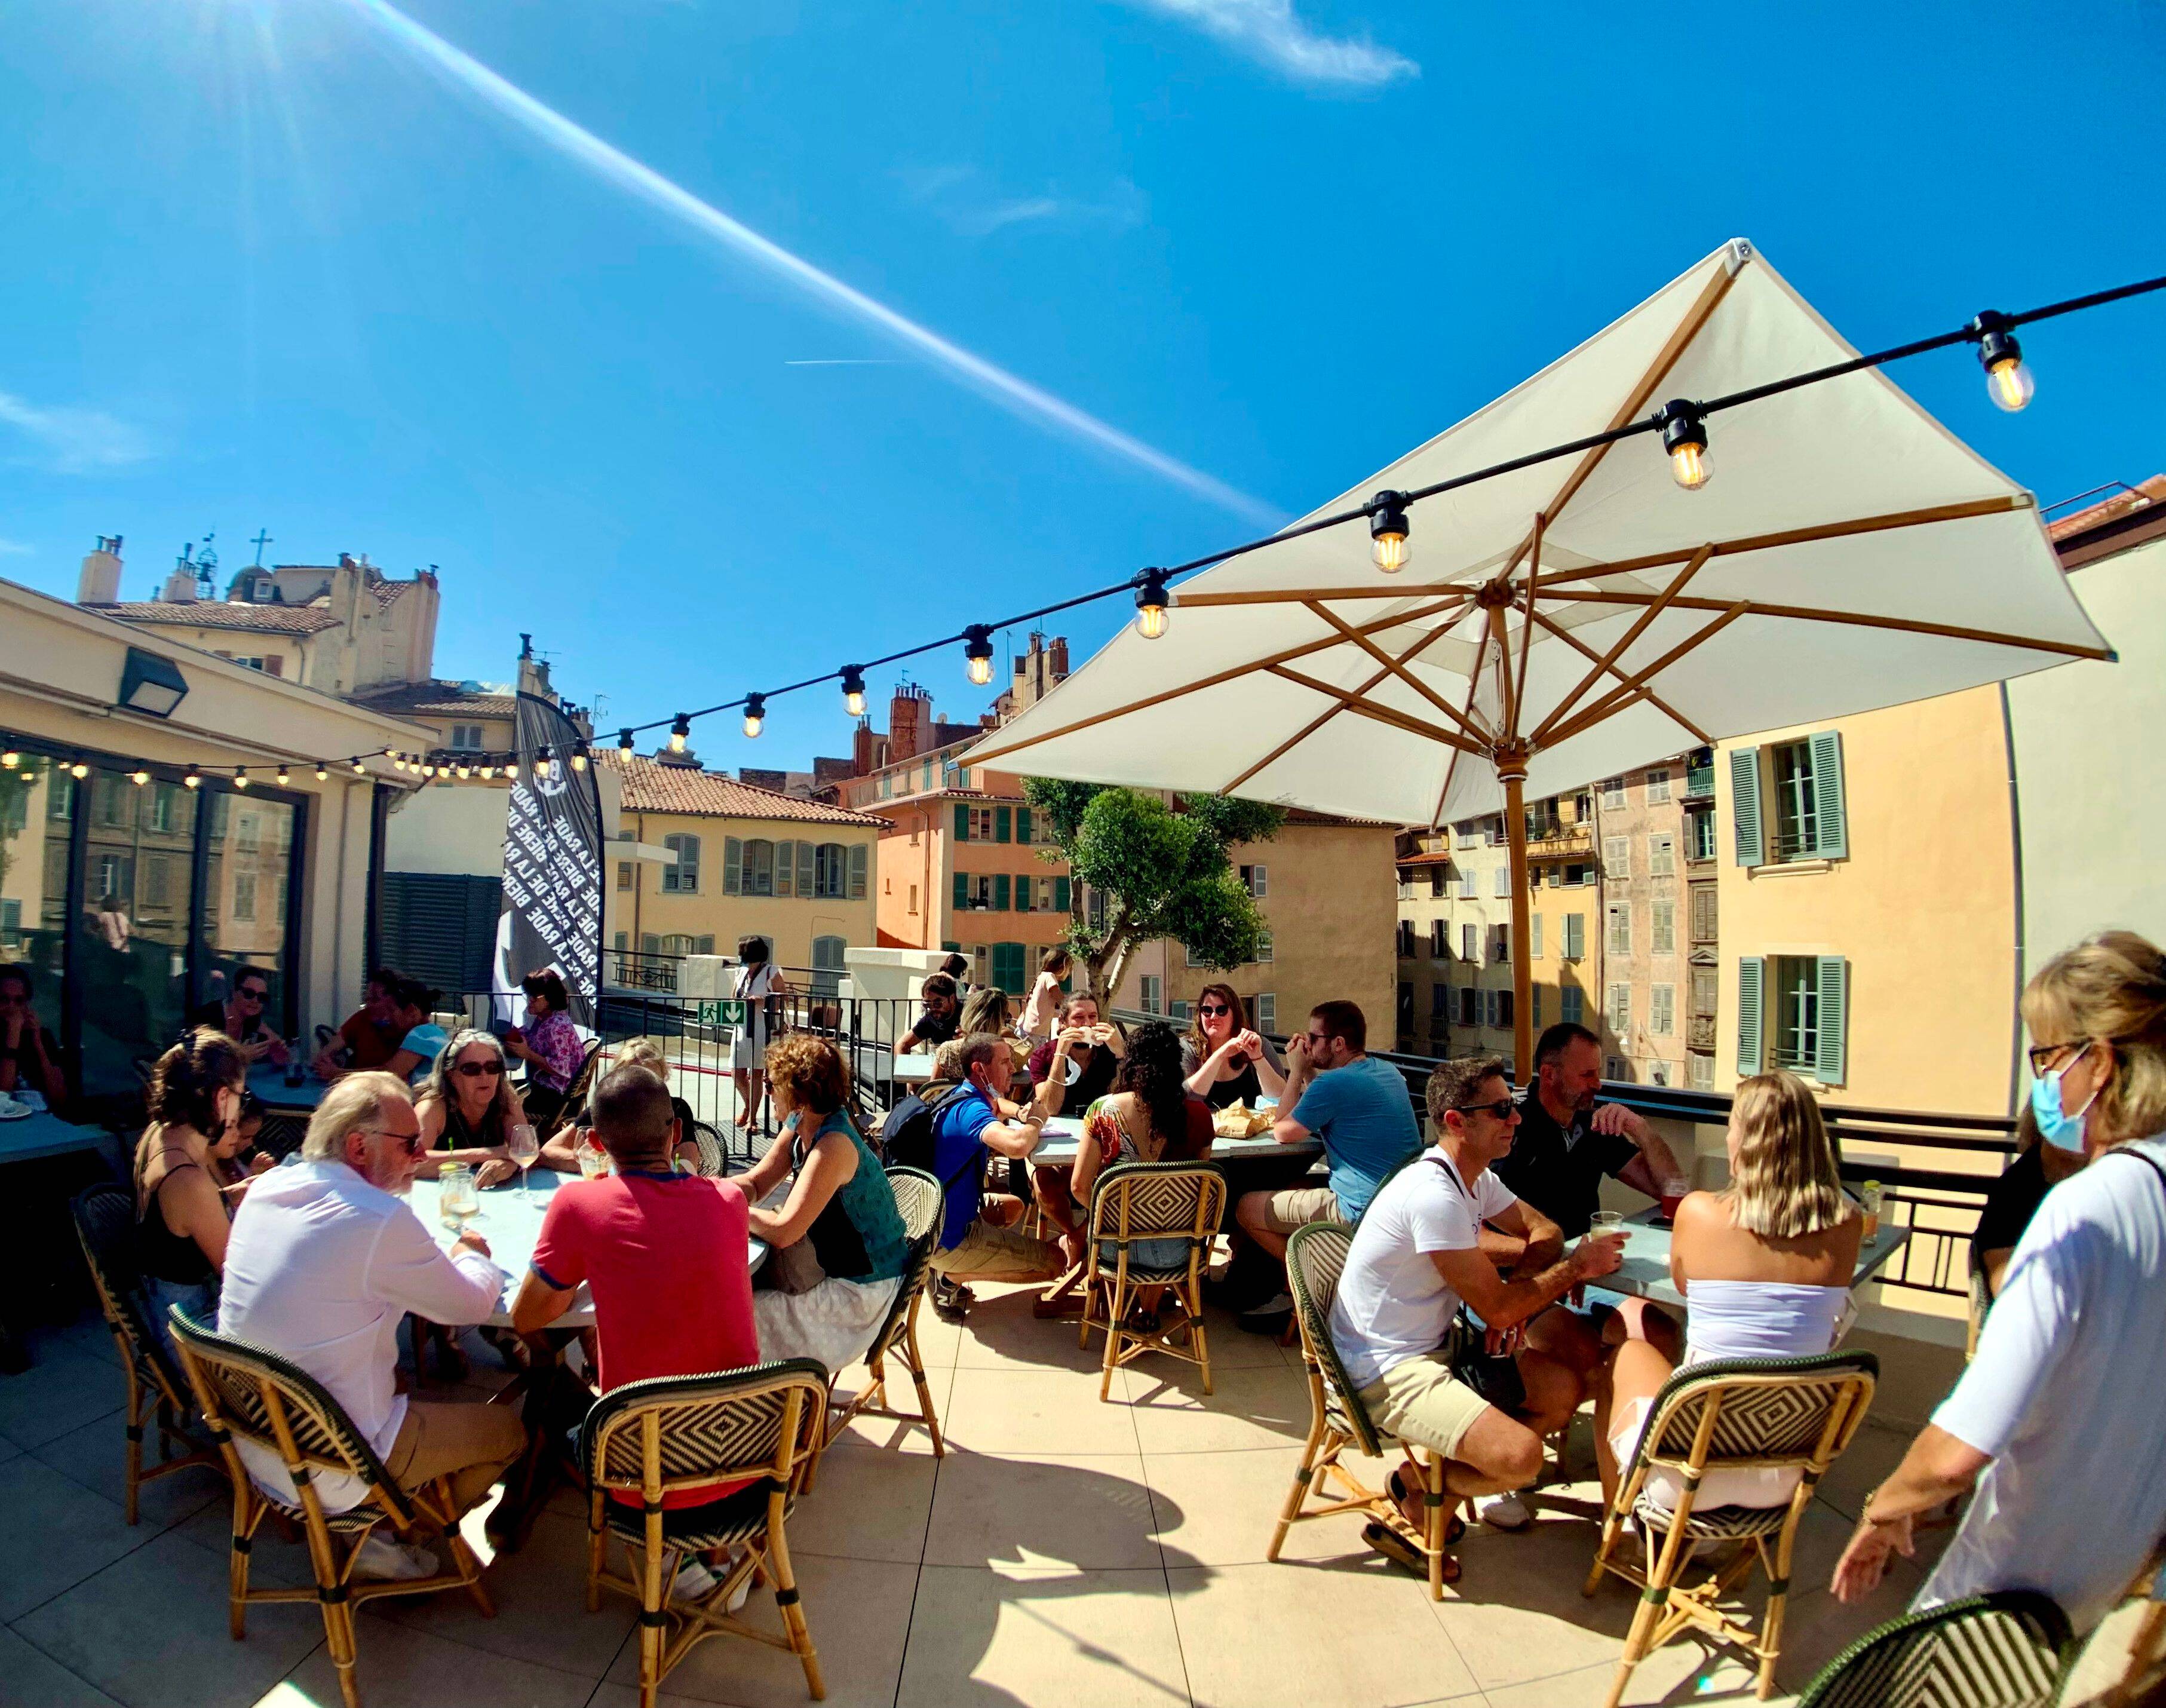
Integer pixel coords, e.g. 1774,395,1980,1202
1496,743,1535,1083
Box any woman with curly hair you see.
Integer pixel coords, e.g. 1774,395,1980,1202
731,1034,910,1370
1072,1020,1214,1328
135,1028,252,1354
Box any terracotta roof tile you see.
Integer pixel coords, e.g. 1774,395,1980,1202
96,600,340,635
603,753,889,825
349,681,518,718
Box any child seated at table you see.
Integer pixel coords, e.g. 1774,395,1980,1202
1591,1069,1862,1516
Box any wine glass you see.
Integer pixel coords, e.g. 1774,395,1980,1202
508,1123,540,1198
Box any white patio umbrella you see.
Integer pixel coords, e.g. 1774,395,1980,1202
964,239,2113,1075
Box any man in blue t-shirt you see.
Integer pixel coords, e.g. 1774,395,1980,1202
926,1033,1066,1321
1235,1000,1421,1280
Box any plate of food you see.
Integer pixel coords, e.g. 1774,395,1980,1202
0,1094,32,1121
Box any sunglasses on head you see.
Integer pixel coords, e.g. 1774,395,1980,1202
1453,1096,1518,1122
455,1060,503,1078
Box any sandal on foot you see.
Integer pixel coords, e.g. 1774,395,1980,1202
1363,1520,1460,1582
1388,1470,1466,1544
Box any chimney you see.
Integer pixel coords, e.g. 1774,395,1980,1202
161,555,199,603
77,535,124,605
889,689,922,761
1050,636,1068,677
852,720,876,775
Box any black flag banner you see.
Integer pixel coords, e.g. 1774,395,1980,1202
494,692,603,1030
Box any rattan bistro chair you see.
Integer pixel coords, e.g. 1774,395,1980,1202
70,1186,224,1523
815,1167,947,1476
580,1360,830,1708
1584,1351,1879,1706
168,1308,496,1708
1269,1222,1462,1600
1795,1590,2071,1708
1078,1161,1227,1402
687,1120,729,1179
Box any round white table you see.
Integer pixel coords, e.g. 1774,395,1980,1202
407,1170,770,1327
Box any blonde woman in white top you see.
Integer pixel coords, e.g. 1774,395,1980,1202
1019,948,1071,1042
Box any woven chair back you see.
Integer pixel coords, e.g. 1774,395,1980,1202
1086,1161,1226,1253
1796,1590,2071,1708
168,1307,410,1520
1633,1351,1878,1480
1284,1220,1385,1458
855,1166,941,1366
72,1184,189,1404
580,1361,829,1506
688,1121,727,1178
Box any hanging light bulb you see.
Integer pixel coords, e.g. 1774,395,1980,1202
458,762,473,778
964,625,995,686
276,765,290,787
130,768,151,787
1134,568,1171,640
841,666,867,719
570,744,588,772
234,767,250,790
183,764,201,790
618,726,636,759
668,714,690,755
505,758,519,780
352,758,367,774
480,763,496,780
742,692,766,739
0,750,18,769
1369,491,1413,573
1656,400,1712,490
69,760,90,779
422,763,436,779
315,763,330,781
1972,311,2034,412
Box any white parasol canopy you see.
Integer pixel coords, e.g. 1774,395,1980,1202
966,240,2112,1070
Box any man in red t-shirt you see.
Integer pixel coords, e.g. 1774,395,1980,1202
514,1064,760,1556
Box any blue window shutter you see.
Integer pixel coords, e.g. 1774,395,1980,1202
1737,956,1765,1075
995,805,1011,844
1815,956,1848,1083
993,873,1010,910
1054,876,1070,913
953,804,970,842
1015,807,1032,845
1729,749,1765,868
953,872,968,911
723,837,742,896
1809,731,1848,859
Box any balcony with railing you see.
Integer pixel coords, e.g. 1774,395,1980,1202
1685,759,1715,799
1522,817,1594,859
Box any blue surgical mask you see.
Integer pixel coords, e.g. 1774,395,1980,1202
2029,1051,2098,1155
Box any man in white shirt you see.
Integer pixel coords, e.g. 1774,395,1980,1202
1328,1055,1623,1565
218,1071,527,1578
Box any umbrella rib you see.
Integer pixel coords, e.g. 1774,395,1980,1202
1268,666,1485,756
1430,654,1490,828
1508,514,1543,741
1527,544,1716,747
962,596,1468,768
1300,602,1495,742
1535,588,2115,660
1541,603,1748,748
1525,608,1714,746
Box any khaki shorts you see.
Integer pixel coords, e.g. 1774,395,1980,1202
929,1220,1066,1282
1257,1185,1342,1235
1357,1353,1492,1459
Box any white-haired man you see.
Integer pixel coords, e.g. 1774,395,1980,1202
217,1071,527,1579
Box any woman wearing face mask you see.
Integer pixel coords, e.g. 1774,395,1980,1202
134,1029,251,1359
1831,930,2166,1636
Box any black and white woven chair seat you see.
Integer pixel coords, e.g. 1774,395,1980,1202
1796,1590,2070,1708
600,1479,789,1551
1632,1495,1791,1540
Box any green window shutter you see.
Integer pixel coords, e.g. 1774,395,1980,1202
993,873,1010,910
773,840,793,898
1737,956,1765,1075
1563,913,1584,959
723,837,742,896
953,804,970,842
1015,807,1032,845
1815,956,1848,1084
1729,749,1765,868
995,805,1011,843
953,872,968,911
1809,731,1848,859
848,842,867,899
1053,876,1070,913
992,942,1026,995
1014,876,1032,913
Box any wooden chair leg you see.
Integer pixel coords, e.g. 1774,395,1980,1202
1098,1277,1125,1403
1269,1412,1329,1562
228,1494,254,1640
1425,1454,1449,1602
121,1367,147,1526
585,1514,605,1614
904,1325,946,1459
765,1523,825,1700
1189,1276,1213,1397
1604,1592,1663,1708
326,1597,363,1708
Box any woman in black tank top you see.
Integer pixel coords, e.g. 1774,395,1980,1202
134,1030,250,1357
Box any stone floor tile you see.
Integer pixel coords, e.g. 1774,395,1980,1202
0,1342,125,1452
1141,1442,1390,1568
926,1449,1160,1571
0,1455,165,1623
603,1551,918,1708
1812,1418,1915,1520
790,1434,939,1563
900,1563,1186,1708
14,1531,327,1708
1168,1557,1480,1708
0,1624,127,1708
1480,1648,1765,1707
30,1408,226,1534
1429,1508,1650,1691
257,1618,596,1708
1124,1362,1311,1455
827,1357,956,1455
941,1366,1145,1456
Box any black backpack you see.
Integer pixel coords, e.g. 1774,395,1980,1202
879,1082,985,1192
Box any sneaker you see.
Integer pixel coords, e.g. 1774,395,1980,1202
930,1277,973,1324
1475,1491,1533,1531
674,1556,750,1612
352,1533,439,1581
1237,1292,1293,1336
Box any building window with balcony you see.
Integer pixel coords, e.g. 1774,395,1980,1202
1606,904,1631,955
1649,834,1674,877
1650,984,1675,1035
1603,835,1630,876
1646,768,1671,803
662,833,701,893
1738,954,1848,1084
1650,899,1676,954
1731,733,1847,866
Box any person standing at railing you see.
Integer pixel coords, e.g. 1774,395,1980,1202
1020,948,1071,1042
1832,930,2166,1634
730,937,790,1131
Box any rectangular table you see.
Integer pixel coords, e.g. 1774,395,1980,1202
1027,1117,1323,1170
1596,1205,1912,1311
0,1108,122,1169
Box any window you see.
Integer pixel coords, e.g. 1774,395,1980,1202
1738,955,1848,1083
616,861,633,891
94,851,127,898
968,806,996,841
740,838,775,896
1458,987,1477,1026
1606,904,1631,955
1691,885,1718,943
1458,867,1476,899
1498,990,1514,1029
235,811,260,855
1651,984,1675,1035
1772,742,1819,857
234,873,257,922
956,874,996,911
909,818,921,847
1692,965,1719,1017
1607,1057,1628,1080
1775,957,1819,1071
1530,913,1544,959
1688,1053,1714,1090
1481,988,1498,1029
662,832,701,893
449,723,485,752
1140,976,1162,1015
1462,923,1477,961
1691,807,1717,861
149,784,180,833
1646,768,1671,803
1396,921,1416,958
1429,919,1447,956
1650,900,1675,954
1609,983,1631,1033
144,855,171,907
1603,835,1630,875
1562,913,1585,959
1561,985,1584,1024
1254,993,1275,1032
1400,981,1415,1026
1493,866,1510,898
1649,834,1674,877
906,879,920,915
814,842,848,899
1241,864,1268,897
1530,985,1542,1026
1735,732,1847,865
990,942,1027,995
1489,923,1510,964
1562,861,1593,886
1429,868,1446,899
1255,930,1274,964
1431,982,1449,1018
1601,776,1626,807
1169,999,1192,1023
1087,888,1107,931
811,936,848,998
1397,873,1413,903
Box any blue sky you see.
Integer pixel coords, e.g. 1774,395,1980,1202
4,0,2162,771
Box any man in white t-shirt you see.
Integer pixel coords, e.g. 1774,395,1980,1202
1328,1055,1624,1562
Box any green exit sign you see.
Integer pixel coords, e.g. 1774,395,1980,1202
699,999,749,1027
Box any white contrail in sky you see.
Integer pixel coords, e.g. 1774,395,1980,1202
338,0,1278,523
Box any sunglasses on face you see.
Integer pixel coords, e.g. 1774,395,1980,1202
238,988,266,1003
1453,1096,1518,1122
1198,1003,1233,1017
364,1126,425,1157
455,1060,504,1079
